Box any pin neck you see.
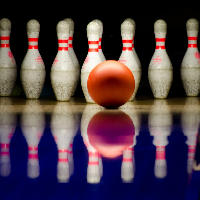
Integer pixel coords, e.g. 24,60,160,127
0,36,10,48
155,38,166,49
58,39,68,51
188,145,196,159
88,41,99,52
58,149,68,162
88,151,99,165
28,38,38,49
68,36,73,48
188,37,198,48
28,153,38,159
122,39,133,51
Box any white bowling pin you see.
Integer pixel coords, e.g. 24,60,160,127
21,19,46,99
81,21,102,103
51,102,76,182
0,18,17,96
125,18,141,73
64,18,80,97
148,20,173,98
51,21,76,101
148,100,172,178
181,19,200,96
0,98,16,177
92,19,106,61
181,97,200,175
20,100,45,179
81,104,103,183
118,19,141,100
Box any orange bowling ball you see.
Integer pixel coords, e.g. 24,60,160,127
87,110,135,158
87,60,135,108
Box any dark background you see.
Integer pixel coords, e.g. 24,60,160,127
1,2,200,98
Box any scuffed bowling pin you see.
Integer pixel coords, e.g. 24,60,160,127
148,100,172,178
181,19,200,96
148,20,173,98
92,19,106,61
51,21,76,101
51,102,76,182
0,18,17,96
64,18,80,96
81,21,102,103
20,100,45,178
21,19,46,99
119,19,141,100
124,18,141,73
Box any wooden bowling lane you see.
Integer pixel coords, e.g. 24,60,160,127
0,96,199,114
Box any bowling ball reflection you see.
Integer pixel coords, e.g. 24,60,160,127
87,110,135,158
87,60,135,108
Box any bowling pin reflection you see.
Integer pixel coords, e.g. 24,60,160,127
120,102,141,182
81,105,135,184
51,102,78,183
0,98,17,177
148,100,172,178
20,100,45,179
181,98,200,176
193,132,200,171
81,104,103,183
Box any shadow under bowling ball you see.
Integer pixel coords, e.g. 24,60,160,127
87,110,135,158
87,60,135,108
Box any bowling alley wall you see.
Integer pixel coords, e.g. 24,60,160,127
0,2,200,98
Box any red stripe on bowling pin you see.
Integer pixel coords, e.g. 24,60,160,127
123,158,132,162
156,46,165,49
28,146,38,151
28,154,38,159
89,152,98,157
188,37,197,40
156,38,166,42
88,41,99,44
188,44,197,48
1,44,10,47
58,149,68,153
58,47,68,51
0,36,10,40
1,143,10,149
58,40,68,43
88,161,99,165
28,38,38,42
58,158,68,162
122,40,133,43
28,45,38,49
156,146,165,160
0,152,9,156
122,47,133,51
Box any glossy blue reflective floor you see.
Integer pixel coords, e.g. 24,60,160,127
0,97,200,200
